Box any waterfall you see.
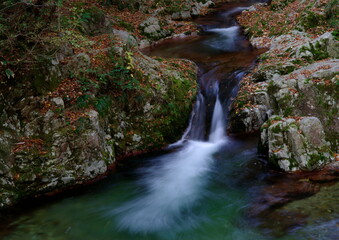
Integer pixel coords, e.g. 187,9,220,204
209,91,225,143
112,5,250,234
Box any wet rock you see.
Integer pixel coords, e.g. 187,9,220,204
249,161,339,224
228,83,272,134
260,116,334,171
228,105,270,134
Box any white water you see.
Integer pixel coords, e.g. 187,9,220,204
112,14,237,235
113,83,227,233
221,7,249,18
209,97,225,143
113,140,221,233
206,26,240,51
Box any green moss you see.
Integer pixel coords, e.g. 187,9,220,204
287,156,299,169
299,11,326,30
116,19,135,32
325,0,339,28
300,41,329,61
306,153,327,169
325,131,338,152
271,123,283,133
276,94,294,116
276,64,297,75
283,107,293,116
332,30,339,41
270,0,296,11
267,81,280,95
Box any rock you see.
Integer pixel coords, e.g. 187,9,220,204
171,12,181,20
260,116,334,171
171,11,192,20
0,34,198,210
203,0,215,8
191,7,200,16
181,11,191,20
83,160,107,178
75,53,91,67
51,97,64,108
80,6,112,36
228,105,270,134
295,32,339,60
139,17,171,41
65,53,91,75
113,29,138,47
139,39,150,49
246,3,267,12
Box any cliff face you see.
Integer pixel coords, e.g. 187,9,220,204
229,0,338,171
0,0,216,209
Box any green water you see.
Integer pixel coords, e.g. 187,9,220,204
1,1,338,239
2,138,337,240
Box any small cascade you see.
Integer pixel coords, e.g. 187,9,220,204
206,26,240,51
181,92,207,141
209,85,225,143
113,3,252,234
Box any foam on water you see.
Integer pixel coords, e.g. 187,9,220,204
113,140,222,233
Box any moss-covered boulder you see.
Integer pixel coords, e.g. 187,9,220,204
139,17,172,41
260,116,334,171
0,33,197,210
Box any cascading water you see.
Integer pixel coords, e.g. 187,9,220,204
111,8,247,234
4,1,335,240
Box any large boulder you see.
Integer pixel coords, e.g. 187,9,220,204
268,59,339,140
228,82,272,134
260,116,334,171
0,41,197,209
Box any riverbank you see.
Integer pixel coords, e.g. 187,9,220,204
0,0,224,210
229,0,338,171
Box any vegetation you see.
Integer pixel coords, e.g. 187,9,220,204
238,0,336,37
0,0,199,159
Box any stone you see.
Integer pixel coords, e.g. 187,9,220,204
181,11,191,20
191,7,200,16
51,97,65,108
139,39,150,49
260,116,334,171
228,105,270,134
139,17,170,40
171,12,181,20
295,31,339,60
112,29,138,47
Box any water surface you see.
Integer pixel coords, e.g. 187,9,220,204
1,1,338,239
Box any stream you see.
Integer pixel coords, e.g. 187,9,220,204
1,1,338,240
